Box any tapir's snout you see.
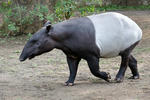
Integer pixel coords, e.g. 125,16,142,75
19,54,27,62
19,49,28,62
19,57,25,62
19,46,37,62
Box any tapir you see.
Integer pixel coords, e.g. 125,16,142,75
19,12,142,86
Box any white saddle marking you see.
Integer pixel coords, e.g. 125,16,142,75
87,12,142,57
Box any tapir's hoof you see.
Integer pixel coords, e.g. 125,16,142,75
64,82,74,86
115,77,123,83
106,72,111,82
128,75,140,79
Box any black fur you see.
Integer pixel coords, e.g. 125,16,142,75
115,41,140,82
49,17,107,84
50,17,100,59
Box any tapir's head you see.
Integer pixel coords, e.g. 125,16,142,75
19,21,55,61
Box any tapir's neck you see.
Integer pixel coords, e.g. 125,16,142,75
53,41,63,50
53,21,70,34
50,21,72,47
50,21,73,53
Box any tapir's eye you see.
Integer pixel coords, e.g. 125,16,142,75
31,40,37,43
36,42,40,46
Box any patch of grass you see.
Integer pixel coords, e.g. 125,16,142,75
134,47,150,54
4,66,17,72
98,5,150,11
138,59,144,63
31,63,38,67
41,70,55,76
14,50,20,54
27,33,32,40
79,5,150,14
0,38,6,44
89,78,105,83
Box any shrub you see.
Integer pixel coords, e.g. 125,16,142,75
0,1,54,37
0,0,102,37
54,0,76,21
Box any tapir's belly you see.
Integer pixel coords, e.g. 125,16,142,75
87,12,142,58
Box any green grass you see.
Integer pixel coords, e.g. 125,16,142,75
98,5,150,11
79,5,150,13
134,47,150,54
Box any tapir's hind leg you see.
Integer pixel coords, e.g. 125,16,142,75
128,55,140,79
115,41,139,82
115,53,129,82
86,56,111,82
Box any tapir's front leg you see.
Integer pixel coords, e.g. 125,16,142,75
65,56,81,86
86,56,111,82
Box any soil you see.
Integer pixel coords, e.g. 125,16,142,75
0,11,150,100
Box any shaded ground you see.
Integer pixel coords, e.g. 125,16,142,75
0,11,150,100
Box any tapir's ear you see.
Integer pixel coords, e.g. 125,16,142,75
46,24,52,32
44,21,51,27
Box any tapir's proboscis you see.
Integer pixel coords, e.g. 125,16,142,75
19,12,142,86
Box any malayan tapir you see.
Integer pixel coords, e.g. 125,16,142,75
19,12,142,86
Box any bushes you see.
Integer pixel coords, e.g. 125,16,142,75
1,0,150,37
55,0,76,21
0,0,102,37
0,1,53,37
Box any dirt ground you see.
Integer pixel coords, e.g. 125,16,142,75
0,11,150,100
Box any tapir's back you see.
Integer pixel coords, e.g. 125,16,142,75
87,12,142,58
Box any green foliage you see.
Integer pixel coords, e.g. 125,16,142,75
79,5,96,16
27,33,32,40
79,0,102,16
30,4,49,21
96,5,150,11
54,0,76,21
0,0,12,11
79,4,150,16
0,2,54,37
46,14,55,22
1,0,150,37
0,0,103,37
8,23,17,31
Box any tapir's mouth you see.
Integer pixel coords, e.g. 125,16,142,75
28,54,35,60
19,56,27,62
19,54,35,62
19,58,26,62
19,53,27,62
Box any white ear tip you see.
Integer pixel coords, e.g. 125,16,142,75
46,24,51,27
44,21,51,26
